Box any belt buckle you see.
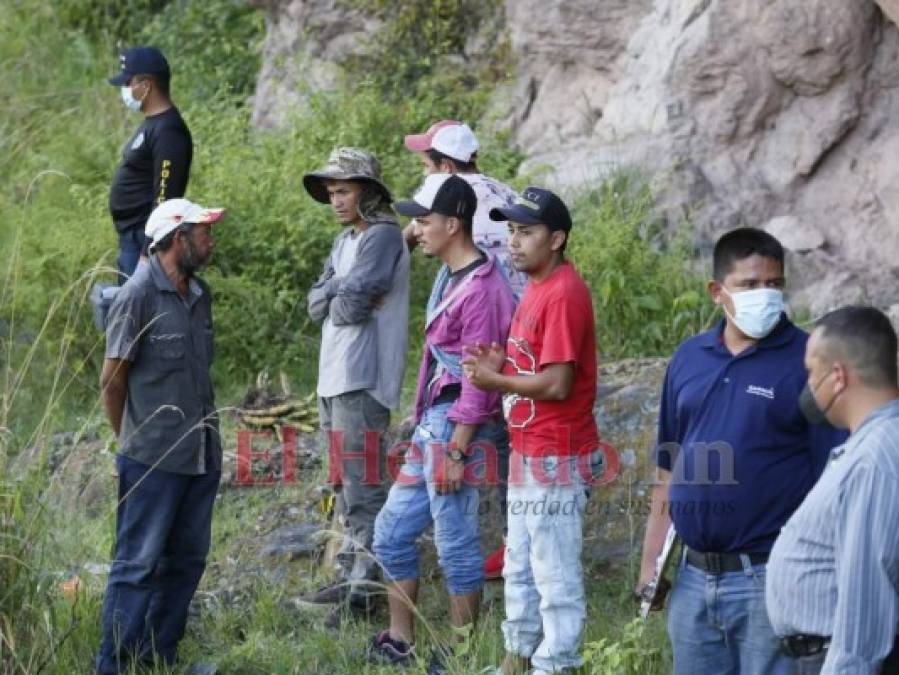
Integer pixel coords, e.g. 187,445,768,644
704,552,722,575
783,635,827,658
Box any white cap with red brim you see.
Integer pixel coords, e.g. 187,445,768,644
145,198,226,250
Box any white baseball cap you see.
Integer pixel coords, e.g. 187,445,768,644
431,123,480,163
145,198,225,250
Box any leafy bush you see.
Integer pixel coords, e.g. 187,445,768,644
583,618,665,674
53,0,171,44
567,173,714,358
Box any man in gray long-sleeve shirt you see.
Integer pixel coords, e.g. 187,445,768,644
302,147,410,627
767,306,899,674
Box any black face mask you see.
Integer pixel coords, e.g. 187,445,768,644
799,371,839,426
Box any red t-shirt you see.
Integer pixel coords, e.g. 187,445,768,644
503,261,599,456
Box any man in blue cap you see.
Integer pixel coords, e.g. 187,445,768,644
107,46,193,281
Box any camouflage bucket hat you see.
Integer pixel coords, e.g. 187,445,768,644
302,147,393,205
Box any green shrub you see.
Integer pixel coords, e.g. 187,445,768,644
53,0,171,44
567,172,715,358
583,617,665,674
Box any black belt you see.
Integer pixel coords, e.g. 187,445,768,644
685,547,769,574
781,634,830,658
783,633,899,665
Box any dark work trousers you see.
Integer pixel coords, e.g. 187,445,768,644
95,452,220,675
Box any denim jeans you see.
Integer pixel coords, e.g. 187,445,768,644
794,651,825,675
373,402,509,595
501,451,603,674
95,454,220,675
667,555,794,675
116,227,149,283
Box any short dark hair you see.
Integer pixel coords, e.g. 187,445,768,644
712,227,784,281
455,214,473,239
140,73,170,96
152,223,191,253
816,305,898,388
426,148,477,173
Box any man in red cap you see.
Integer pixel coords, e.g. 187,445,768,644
405,121,525,582
404,120,525,299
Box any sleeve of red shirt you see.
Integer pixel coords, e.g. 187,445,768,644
537,288,587,367
449,290,511,425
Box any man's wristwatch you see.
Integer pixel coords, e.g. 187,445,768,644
447,447,466,462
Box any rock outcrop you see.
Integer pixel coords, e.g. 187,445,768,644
248,0,381,128
251,0,899,315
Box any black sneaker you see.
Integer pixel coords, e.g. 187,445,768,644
366,629,414,667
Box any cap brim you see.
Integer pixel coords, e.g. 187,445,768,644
404,133,432,152
302,174,331,204
302,173,393,205
488,205,543,225
197,208,226,224
108,72,131,86
394,200,430,218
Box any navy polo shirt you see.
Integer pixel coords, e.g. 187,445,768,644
656,316,848,554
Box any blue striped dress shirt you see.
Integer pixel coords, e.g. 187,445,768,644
766,399,899,674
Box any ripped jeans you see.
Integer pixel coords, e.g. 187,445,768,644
501,450,604,674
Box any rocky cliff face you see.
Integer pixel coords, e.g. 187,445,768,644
251,0,899,317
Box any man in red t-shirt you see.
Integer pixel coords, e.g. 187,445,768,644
463,187,601,674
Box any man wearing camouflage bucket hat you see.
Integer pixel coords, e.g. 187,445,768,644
302,147,411,627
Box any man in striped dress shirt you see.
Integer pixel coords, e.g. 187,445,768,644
767,305,899,674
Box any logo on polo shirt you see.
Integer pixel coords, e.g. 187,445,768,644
746,385,775,400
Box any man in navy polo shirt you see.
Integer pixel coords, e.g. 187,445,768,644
636,228,847,675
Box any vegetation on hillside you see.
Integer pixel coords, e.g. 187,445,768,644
0,0,710,671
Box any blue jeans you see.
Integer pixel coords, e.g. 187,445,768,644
668,555,794,675
116,227,149,283
95,454,220,675
373,402,509,595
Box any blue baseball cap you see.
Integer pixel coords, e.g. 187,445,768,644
107,46,170,86
489,186,572,232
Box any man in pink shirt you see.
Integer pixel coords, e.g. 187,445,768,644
370,174,516,671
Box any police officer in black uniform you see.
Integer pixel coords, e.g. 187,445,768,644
107,46,192,282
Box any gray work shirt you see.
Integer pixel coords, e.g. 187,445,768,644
766,399,899,674
105,256,220,475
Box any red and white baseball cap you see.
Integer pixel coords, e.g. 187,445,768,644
405,120,482,163
145,198,225,250
431,123,480,163
404,119,461,153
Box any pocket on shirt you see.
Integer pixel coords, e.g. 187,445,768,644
149,333,186,371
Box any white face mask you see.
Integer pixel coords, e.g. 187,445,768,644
721,287,784,339
120,85,143,112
